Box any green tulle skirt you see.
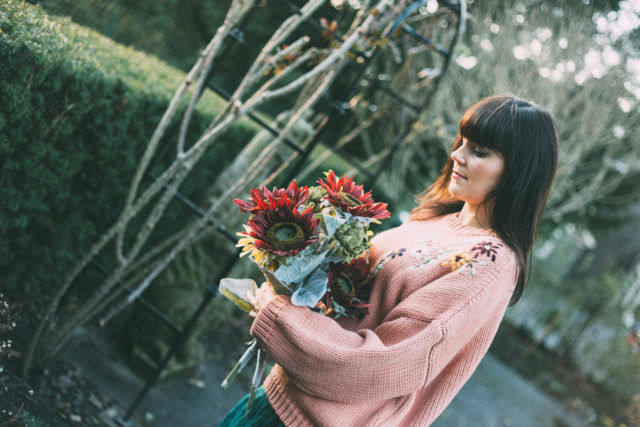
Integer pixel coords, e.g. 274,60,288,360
219,386,284,427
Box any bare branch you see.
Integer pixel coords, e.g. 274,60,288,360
255,35,311,79
177,0,253,155
115,52,204,265
229,0,326,105
252,48,318,102
248,26,364,107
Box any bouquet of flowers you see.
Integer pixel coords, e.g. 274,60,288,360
219,170,389,409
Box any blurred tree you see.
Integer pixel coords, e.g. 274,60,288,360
379,0,640,228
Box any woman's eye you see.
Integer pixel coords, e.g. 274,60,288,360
472,146,488,157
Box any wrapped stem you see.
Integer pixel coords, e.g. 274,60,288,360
246,347,268,414
221,339,258,389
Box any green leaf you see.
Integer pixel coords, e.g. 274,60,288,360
219,278,257,312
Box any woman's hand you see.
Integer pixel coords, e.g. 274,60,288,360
247,282,277,318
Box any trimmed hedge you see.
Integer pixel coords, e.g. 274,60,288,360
35,0,232,72
0,1,259,297
36,0,294,77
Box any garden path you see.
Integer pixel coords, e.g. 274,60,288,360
68,334,586,426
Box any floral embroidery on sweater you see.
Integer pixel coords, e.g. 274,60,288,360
389,248,407,259
372,239,503,277
405,243,449,271
439,253,486,276
371,248,408,276
370,242,433,276
441,253,472,271
471,241,503,262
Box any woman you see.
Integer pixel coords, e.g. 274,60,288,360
220,94,559,426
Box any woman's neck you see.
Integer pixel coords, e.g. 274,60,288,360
458,202,493,230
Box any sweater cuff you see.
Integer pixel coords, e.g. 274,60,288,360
250,294,290,344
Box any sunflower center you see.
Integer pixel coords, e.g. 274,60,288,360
338,191,362,207
266,221,306,251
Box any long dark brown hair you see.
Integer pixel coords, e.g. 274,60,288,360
411,95,558,304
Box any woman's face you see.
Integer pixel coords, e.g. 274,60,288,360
448,137,505,206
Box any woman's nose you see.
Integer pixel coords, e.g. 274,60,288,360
451,145,465,164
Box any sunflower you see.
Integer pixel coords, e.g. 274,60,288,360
317,170,390,220
322,257,372,317
233,180,309,214
236,225,278,270
240,205,319,257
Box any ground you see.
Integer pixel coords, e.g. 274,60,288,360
1,301,636,426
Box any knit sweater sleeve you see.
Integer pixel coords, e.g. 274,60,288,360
250,247,517,404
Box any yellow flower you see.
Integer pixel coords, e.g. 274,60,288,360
441,253,473,272
236,227,278,271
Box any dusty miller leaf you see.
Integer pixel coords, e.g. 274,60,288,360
291,267,329,307
274,246,330,285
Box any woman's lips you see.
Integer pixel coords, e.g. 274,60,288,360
452,170,467,180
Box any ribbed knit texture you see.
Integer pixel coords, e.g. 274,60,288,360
250,213,518,426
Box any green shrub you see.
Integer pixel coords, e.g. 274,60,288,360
34,0,225,72
0,1,259,297
35,0,293,74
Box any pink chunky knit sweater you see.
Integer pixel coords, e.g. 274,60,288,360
250,212,518,426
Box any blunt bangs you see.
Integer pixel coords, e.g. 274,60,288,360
458,96,530,156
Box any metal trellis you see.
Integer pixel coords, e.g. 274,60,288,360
86,1,469,423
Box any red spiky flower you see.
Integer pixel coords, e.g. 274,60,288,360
242,204,319,257
233,180,309,214
321,257,372,317
317,170,390,220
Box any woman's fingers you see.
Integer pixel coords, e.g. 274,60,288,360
246,283,277,318
246,290,257,306
259,282,276,299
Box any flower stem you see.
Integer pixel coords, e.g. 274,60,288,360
246,347,267,414
221,339,258,389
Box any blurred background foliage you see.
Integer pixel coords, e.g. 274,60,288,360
4,0,640,423
385,0,640,229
